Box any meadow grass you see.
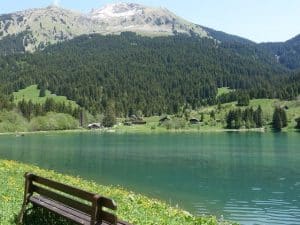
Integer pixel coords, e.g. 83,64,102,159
13,85,78,108
0,160,235,225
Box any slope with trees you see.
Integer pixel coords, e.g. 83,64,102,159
0,32,298,117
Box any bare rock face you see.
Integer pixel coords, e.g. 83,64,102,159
89,3,209,37
0,3,210,51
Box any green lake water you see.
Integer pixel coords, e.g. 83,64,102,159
0,132,299,224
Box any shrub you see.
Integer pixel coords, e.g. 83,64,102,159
30,112,79,131
162,118,186,130
0,110,29,132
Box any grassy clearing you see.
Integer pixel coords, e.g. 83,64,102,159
13,85,78,108
0,160,235,225
216,87,233,97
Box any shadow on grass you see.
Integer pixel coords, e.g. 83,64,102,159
16,208,76,225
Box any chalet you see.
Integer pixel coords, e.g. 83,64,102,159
125,115,147,125
132,120,147,125
189,118,200,124
123,120,132,126
87,123,102,129
130,115,138,120
159,115,171,124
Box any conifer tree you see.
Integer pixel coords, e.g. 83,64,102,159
39,87,46,97
102,101,116,127
254,105,263,128
272,107,287,131
237,93,250,106
280,108,288,127
295,117,300,129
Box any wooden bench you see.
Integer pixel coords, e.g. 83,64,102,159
18,172,132,225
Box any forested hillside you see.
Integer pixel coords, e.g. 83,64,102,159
261,34,300,70
0,32,299,116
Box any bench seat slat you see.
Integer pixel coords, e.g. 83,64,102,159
29,195,91,224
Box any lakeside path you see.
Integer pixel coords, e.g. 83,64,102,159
0,160,236,225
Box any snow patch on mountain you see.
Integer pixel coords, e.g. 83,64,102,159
90,3,143,19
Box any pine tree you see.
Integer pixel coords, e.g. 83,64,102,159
39,87,46,97
234,109,242,129
44,98,55,112
226,110,234,129
280,108,288,127
295,117,300,129
272,107,283,131
200,113,204,122
254,105,263,128
237,93,250,106
210,110,216,120
102,101,116,127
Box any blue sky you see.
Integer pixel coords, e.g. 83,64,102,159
0,0,299,43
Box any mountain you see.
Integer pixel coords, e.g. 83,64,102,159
0,3,210,52
260,34,300,70
0,3,299,115
2,3,300,70
0,33,296,116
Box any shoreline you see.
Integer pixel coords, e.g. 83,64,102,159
0,126,297,136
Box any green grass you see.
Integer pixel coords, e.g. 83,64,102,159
0,160,235,225
13,85,78,108
217,87,233,97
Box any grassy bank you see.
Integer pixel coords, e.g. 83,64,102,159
0,160,235,225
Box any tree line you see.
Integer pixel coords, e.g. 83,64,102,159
225,105,299,131
226,106,263,129
17,98,82,121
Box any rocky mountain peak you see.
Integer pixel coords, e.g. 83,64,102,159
90,2,145,19
0,2,210,52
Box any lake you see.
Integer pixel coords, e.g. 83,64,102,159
0,132,299,224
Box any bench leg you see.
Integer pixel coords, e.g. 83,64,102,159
17,203,27,225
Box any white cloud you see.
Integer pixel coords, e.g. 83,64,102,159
53,0,61,6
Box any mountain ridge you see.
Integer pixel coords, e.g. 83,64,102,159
260,34,300,69
0,3,210,52
0,2,300,70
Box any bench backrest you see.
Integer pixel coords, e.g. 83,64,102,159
24,172,117,224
